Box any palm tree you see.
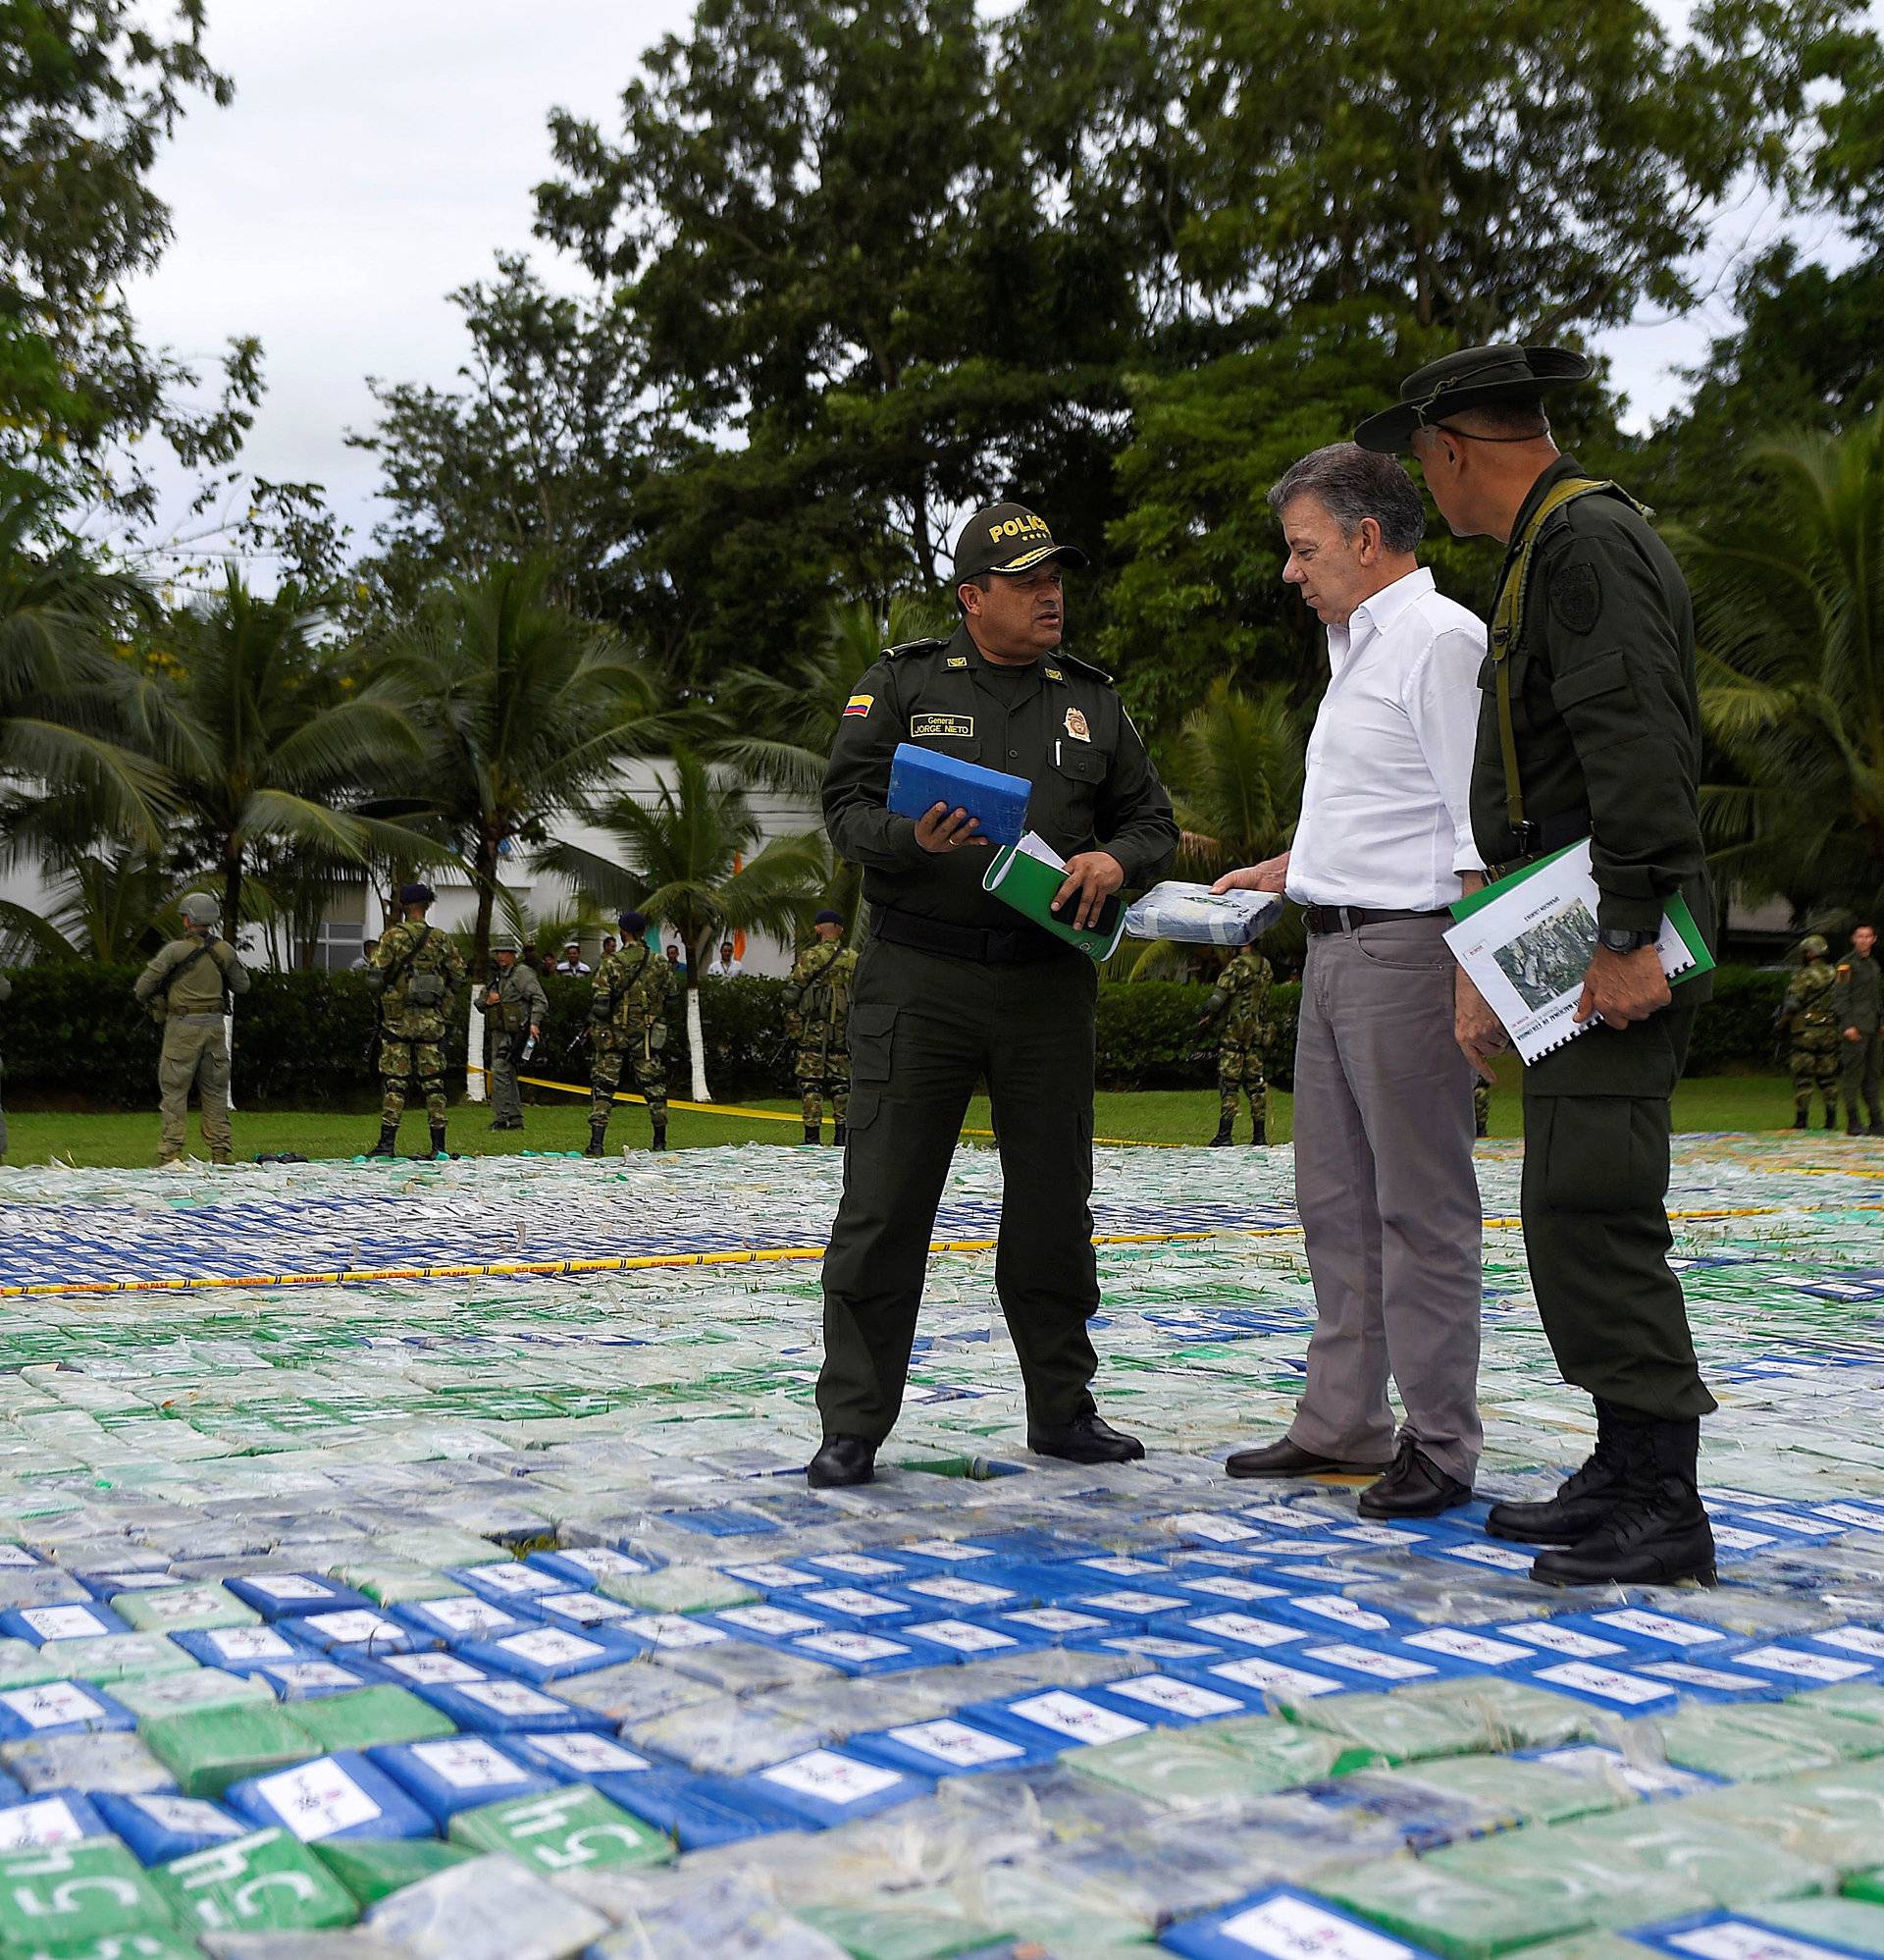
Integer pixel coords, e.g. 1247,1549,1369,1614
127,576,440,933
536,746,828,1100
1678,403,1884,922
708,594,952,804
373,558,666,979
0,482,169,857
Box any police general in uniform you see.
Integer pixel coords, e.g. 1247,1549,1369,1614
366,882,466,1161
133,892,249,1166
484,934,548,1132
808,502,1179,1487
1834,924,1883,1137
783,908,858,1144
1361,344,1717,1586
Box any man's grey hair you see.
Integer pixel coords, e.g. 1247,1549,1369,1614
1267,443,1426,555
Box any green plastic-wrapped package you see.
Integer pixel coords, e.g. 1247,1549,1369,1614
316,1835,481,1908
0,1837,179,1948
1282,1678,1588,1766
117,1582,258,1634
157,1827,357,1934
798,1894,1013,1960
1323,1852,1596,1958
449,1785,674,1878
1753,1895,1884,1955
1071,1722,1350,1807
1687,1758,1884,1871
287,1685,455,1754
1656,1701,1884,1780
1383,1752,1635,1829
143,1700,318,1797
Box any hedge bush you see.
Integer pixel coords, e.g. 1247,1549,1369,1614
0,960,1786,1109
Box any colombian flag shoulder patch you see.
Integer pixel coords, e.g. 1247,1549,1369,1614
844,694,874,717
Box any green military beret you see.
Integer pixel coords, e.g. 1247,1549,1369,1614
1354,344,1593,454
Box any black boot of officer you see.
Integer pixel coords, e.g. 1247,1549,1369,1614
365,1122,398,1159
584,1119,608,1158
650,1119,667,1152
1488,1400,1632,1545
832,1124,846,1146
1249,1115,1266,1145
1528,1413,1714,1587
1209,1116,1234,1147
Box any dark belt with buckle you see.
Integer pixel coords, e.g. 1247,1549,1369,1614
1301,906,1447,935
871,905,1065,966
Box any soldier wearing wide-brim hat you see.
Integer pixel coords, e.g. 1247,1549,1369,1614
1359,344,1718,1587
809,499,1179,1489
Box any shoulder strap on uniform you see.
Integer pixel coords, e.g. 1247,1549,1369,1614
159,940,211,1001
1053,650,1115,687
882,638,948,660
1488,479,1636,851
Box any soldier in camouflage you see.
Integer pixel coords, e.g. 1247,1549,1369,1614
783,908,857,1145
366,883,466,1160
133,891,250,1166
1197,945,1272,1145
483,934,548,1132
1780,934,1840,1132
586,910,675,1154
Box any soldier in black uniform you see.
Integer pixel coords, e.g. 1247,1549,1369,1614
808,502,1179,1487
1359,345,1717,1587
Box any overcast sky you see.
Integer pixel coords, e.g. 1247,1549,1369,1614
127,0,1856,571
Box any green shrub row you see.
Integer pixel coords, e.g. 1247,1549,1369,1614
0,961,1788,1109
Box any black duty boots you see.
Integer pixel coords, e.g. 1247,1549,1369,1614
365,1124,398,1159
1210,1118,1234,1148
583,1123,608,1158
1516,1408,1715,1588
1487,1399,1634,1546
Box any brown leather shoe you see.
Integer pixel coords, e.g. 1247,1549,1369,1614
1225,1437,1390,1479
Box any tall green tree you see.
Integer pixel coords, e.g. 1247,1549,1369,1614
1679,403,1884,921
128,578,433,932
535,746,827,1101
0,1,267,524
370,557,665,981
532,0,1149,676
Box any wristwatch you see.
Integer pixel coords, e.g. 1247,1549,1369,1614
1597,925,1657,955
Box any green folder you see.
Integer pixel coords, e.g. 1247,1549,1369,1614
983,837,1128,961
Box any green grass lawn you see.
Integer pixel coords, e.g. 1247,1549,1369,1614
0,1066,1821,1167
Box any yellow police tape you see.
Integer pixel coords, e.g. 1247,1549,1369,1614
466,1065,1177,1148
6,1198,1878,1299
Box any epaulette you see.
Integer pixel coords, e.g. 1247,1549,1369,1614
881,638,949,661
1054,649,1115,686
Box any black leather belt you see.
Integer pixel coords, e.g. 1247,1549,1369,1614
1302,906,1447,934
871,906,1064,966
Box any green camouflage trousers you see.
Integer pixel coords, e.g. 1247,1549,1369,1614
159,1017,232,1162
592,1038,667,1127
381,1037,446,1128
1791,1033,1840,1113
1218,1045,1265,1126
1473,1079,1491,1138
796,1039,850,1127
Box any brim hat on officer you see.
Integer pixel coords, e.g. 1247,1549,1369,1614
953,502,1089,581
1354,344,1593,454
491,934,519,954
178,892,220,927
398,882,435,907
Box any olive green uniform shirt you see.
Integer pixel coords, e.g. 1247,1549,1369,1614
1469,454,1712,981
823,624,1178,938
1834,952,1882,1036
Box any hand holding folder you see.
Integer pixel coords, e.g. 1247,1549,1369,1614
983,832,1126,961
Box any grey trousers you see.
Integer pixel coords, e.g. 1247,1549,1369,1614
1284,916,1484,1485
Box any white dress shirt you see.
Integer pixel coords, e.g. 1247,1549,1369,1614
1285,566,1488,911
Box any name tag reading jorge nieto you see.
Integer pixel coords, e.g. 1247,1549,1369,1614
910,714,973,740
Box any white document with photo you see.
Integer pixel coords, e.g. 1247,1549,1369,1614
1441,840,1707,1063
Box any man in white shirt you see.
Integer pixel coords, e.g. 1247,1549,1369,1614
1216,444,1488,1517
706,940,743,978
553,941,592,976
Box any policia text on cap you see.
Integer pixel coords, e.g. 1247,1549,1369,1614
806,503,1179,1490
